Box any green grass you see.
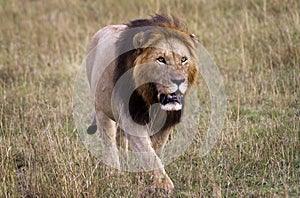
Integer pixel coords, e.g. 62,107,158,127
1,0,299,197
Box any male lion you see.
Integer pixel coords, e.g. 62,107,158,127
86,14,198,193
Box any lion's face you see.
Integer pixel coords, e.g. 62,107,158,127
133,35,198,111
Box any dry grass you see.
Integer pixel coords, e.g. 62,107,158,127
1,0,299,197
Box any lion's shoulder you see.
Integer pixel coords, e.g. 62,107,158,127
88,25,127,52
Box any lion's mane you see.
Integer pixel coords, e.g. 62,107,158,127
113,14,197,130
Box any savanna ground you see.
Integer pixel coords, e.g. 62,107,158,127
0,0,299,197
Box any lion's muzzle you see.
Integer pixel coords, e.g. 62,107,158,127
156,76,187,111
158,92,183,111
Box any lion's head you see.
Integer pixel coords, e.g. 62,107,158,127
133,30,198,111
115,15,198,114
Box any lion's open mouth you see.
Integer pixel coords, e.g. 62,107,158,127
158,93,182,111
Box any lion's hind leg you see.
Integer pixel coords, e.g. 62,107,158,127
96,111,120,169
116,128,129,169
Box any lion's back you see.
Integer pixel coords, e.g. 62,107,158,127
86,25,127,92
86,25,127,119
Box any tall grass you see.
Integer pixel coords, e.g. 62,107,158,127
1,0,299,197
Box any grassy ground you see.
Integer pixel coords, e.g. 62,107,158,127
1,0,299,197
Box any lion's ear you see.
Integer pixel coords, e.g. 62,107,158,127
133,32,145,49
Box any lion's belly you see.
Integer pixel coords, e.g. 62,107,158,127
87,25,127,121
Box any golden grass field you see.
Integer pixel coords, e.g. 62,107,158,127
0,0,299,197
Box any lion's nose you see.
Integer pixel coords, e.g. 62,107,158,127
171,78,185,86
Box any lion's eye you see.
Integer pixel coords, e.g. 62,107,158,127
181,56,188,63
157,56,166,64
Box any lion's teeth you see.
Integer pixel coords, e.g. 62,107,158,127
161,102,182,111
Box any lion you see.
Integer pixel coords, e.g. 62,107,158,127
86,14,198,194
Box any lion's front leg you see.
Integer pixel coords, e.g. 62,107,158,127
150,129,172,157
127,134,174,193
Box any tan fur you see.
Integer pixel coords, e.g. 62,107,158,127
86,15,198,194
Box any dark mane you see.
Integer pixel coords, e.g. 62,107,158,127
127,14,185,30
113,14,189,129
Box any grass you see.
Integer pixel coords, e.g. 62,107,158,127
0,0,299,197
